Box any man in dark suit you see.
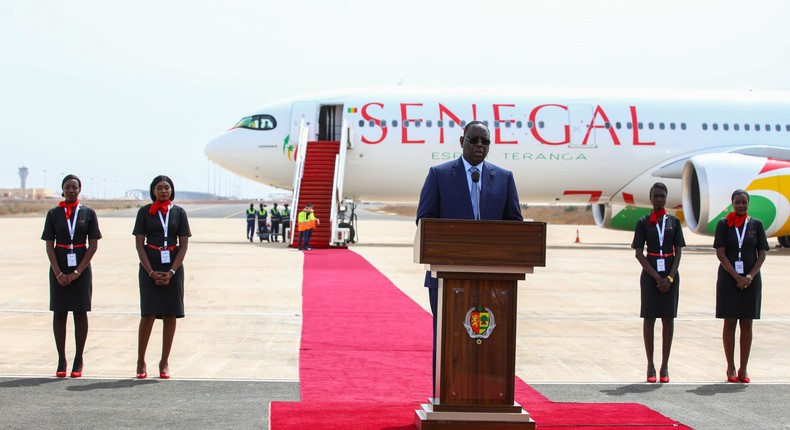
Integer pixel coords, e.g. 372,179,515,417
416,120,523,395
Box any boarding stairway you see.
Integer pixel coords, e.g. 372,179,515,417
287,119,354,249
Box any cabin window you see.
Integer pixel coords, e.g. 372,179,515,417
680,123,687,130
764,124,770,131
723,123,729,131
516,120,522,128
415,120,421,128
638,122,644,130
381,120,387,128
712,123,719,131
234,114,277,130
604,122,611,129
527,121,534,129
538,121,545,128
505,121,512,128
734,124,739,131
494,121,500,128
460,120,467,127
482,120,489,127
647,122,653,130
755,124,761,131
775,124,781,131
358,120,365,127
426,120,432,127
659,122,665,130
786,124,790,132
670,123,676,130
615,122,622,129
627,122,633,130
744,124,750,131
448,121,455,128
702,123,708,131
437,120,443,127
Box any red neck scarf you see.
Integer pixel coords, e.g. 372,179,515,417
648,209,666,225
149,200,171,216
726,211,748,227
58,200,80,219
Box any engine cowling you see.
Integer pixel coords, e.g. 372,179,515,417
682,153,790,236
592,202,651,231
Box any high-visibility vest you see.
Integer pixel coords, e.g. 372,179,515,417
297,211,316,231
270,208,282,221
257,209,267,218
281,209,291,222
246,208,256,221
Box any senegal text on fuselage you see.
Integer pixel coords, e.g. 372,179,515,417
432,152,589,161
358,102,655,146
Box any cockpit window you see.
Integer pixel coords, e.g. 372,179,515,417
234,114,277,130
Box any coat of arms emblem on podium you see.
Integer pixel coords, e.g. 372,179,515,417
464,306,496,343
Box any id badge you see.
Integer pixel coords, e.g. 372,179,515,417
160,250,171,264
656,258,666,272
734,260,744,274
67,253,78,267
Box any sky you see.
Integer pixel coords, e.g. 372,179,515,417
2,0,790,199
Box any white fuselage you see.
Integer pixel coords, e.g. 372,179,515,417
206,86,790,236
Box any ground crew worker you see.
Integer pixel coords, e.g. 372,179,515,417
281,203,291,243
270,203,282,242
297,203,319,251
246,203,256,242
257,203,268,242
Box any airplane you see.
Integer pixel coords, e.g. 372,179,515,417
205,86,790,246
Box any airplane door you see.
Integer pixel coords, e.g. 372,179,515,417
568,104,596,148
318,105,343,141
290,101,319,143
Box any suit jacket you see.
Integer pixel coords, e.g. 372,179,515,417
416,157,523,287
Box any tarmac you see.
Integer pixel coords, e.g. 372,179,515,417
1,203,789,429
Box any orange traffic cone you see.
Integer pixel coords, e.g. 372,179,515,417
574,228,581,243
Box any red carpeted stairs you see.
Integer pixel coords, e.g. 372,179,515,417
294,140,340,249
270,250,692,429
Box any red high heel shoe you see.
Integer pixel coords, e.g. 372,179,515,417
727,371,738,383
136,371,147,379
646,367,657,383
659,368,670,383
70,366,83,378
56,361,67,378
738,371,750,383
159,372,170,379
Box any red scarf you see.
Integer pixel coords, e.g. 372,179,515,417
725,211,748,227
648,209,666,225
58,200,80,219
149,200,171,216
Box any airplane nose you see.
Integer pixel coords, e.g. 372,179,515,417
205,132,232,167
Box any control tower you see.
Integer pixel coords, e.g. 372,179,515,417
18,166,29,191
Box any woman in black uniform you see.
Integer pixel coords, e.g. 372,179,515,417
714,189,768,383
632,182,685,383
133,175,191,379
42,174,101,378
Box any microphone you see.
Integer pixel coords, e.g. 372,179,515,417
471,170,480,183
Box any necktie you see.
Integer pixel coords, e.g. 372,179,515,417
470,167,480,220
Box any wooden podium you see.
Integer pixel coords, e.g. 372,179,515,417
413,219,546,430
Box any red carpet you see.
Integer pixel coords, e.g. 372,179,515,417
270,249,690,429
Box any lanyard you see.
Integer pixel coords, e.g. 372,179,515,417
655,215,667,255
157,204,172,248
735,217,749,261
64,204,81,250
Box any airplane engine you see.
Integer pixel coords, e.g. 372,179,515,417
592,202,650,231
682,153,790,241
